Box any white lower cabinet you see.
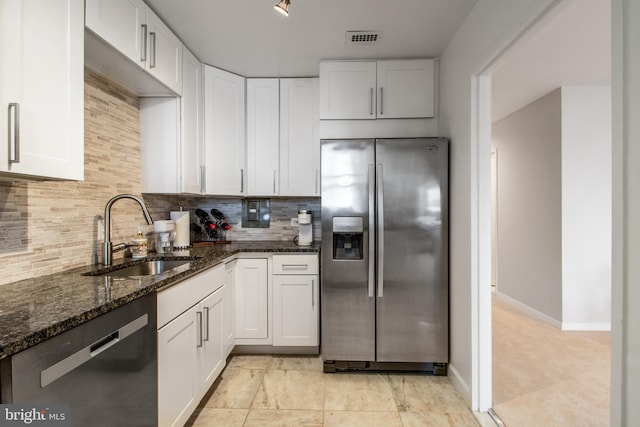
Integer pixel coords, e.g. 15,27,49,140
157,304,198,427
234,258,270,343
272,255,319,347
273,275,318,346
223,260,236,357
157,265,227,427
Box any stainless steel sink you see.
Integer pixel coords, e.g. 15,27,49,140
83,258,196,278
106,260,192,277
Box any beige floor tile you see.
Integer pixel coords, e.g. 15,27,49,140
227,354,274,369
324,410,402,427
243,409,323,427
187,408,248,427
202,368,265,409
270,355,323,371
252,369,325,410
399,411,480,427
324,373,397,412
387,374,469,413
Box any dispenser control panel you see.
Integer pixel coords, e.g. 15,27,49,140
332,217,364,260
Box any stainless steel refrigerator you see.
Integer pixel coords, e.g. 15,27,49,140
320,138,448,373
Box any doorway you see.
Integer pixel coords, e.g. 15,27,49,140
476,0,612,423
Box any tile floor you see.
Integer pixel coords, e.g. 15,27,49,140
492,295,611,426
186,355,479,427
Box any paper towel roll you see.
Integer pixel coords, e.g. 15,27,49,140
170,210,190,248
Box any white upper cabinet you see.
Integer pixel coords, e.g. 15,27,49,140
246,79,280,196
0,0,84,180
140,47,202,194
376,59,435,118
203,65,246,196
319,59,435,119
180,48,204,194
144,8,182,95
85,0,146,67
319,61,377,119
279,78,320,196
85,0,183,95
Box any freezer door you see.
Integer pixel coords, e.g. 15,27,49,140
320,139,376,361
375,138,449,363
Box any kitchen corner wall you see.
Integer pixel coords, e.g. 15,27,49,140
0,69,320,287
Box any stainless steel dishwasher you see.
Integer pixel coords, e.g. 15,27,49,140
0,293,157,426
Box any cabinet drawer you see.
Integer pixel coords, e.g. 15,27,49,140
272,255,318,275
157,264,226,328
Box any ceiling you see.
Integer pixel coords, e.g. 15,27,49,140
145,0,610,122
491,0,611,122
145,0,477,78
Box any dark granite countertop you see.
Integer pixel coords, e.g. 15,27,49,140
0,241,319,360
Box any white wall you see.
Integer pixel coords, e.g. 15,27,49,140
561,86,612,330
492,89,563,322
439,0,559,410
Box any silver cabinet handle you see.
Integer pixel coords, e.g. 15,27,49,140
203,307,210,342
368,164,375,298
369,88,374,115
282,264,308,271
149,32,157,68
240,169,244,193
315,169,319,195
140,24,147,62
8,103,20,164
273,170,277,194
379,87,384,115
312,279,315,308
196,311,203,348
376,163,384,298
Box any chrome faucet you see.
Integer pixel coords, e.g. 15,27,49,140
103,194,154,266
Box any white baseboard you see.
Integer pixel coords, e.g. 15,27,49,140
561,322,611,331
494,291,562,329
448,363,472,407
495,292,611,331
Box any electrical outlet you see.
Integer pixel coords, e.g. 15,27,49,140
290,218,299,226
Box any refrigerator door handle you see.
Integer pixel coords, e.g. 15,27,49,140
368,164,375,298
376,163,384,298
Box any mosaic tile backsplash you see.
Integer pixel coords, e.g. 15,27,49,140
0,70,320,286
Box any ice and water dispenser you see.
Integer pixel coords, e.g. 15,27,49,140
332,217,364,260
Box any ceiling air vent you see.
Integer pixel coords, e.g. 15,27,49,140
345,31,383,46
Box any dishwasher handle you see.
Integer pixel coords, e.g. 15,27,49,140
40,314,149,388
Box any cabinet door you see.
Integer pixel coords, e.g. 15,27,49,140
199,288,225,393
158,305,199,427
376,59,435,118
203,66,246,196
273,275,318,346
234,259,268,340
0,0,84,180
223,260,236,357
246,79,280,196
85,0,146,68
140,97,180,193
319,61,376,119
181,48,204,194
279,78,320,196
145,7,183,95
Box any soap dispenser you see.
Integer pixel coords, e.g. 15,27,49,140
131,227,148,259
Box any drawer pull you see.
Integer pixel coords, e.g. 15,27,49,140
282,264,308,270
